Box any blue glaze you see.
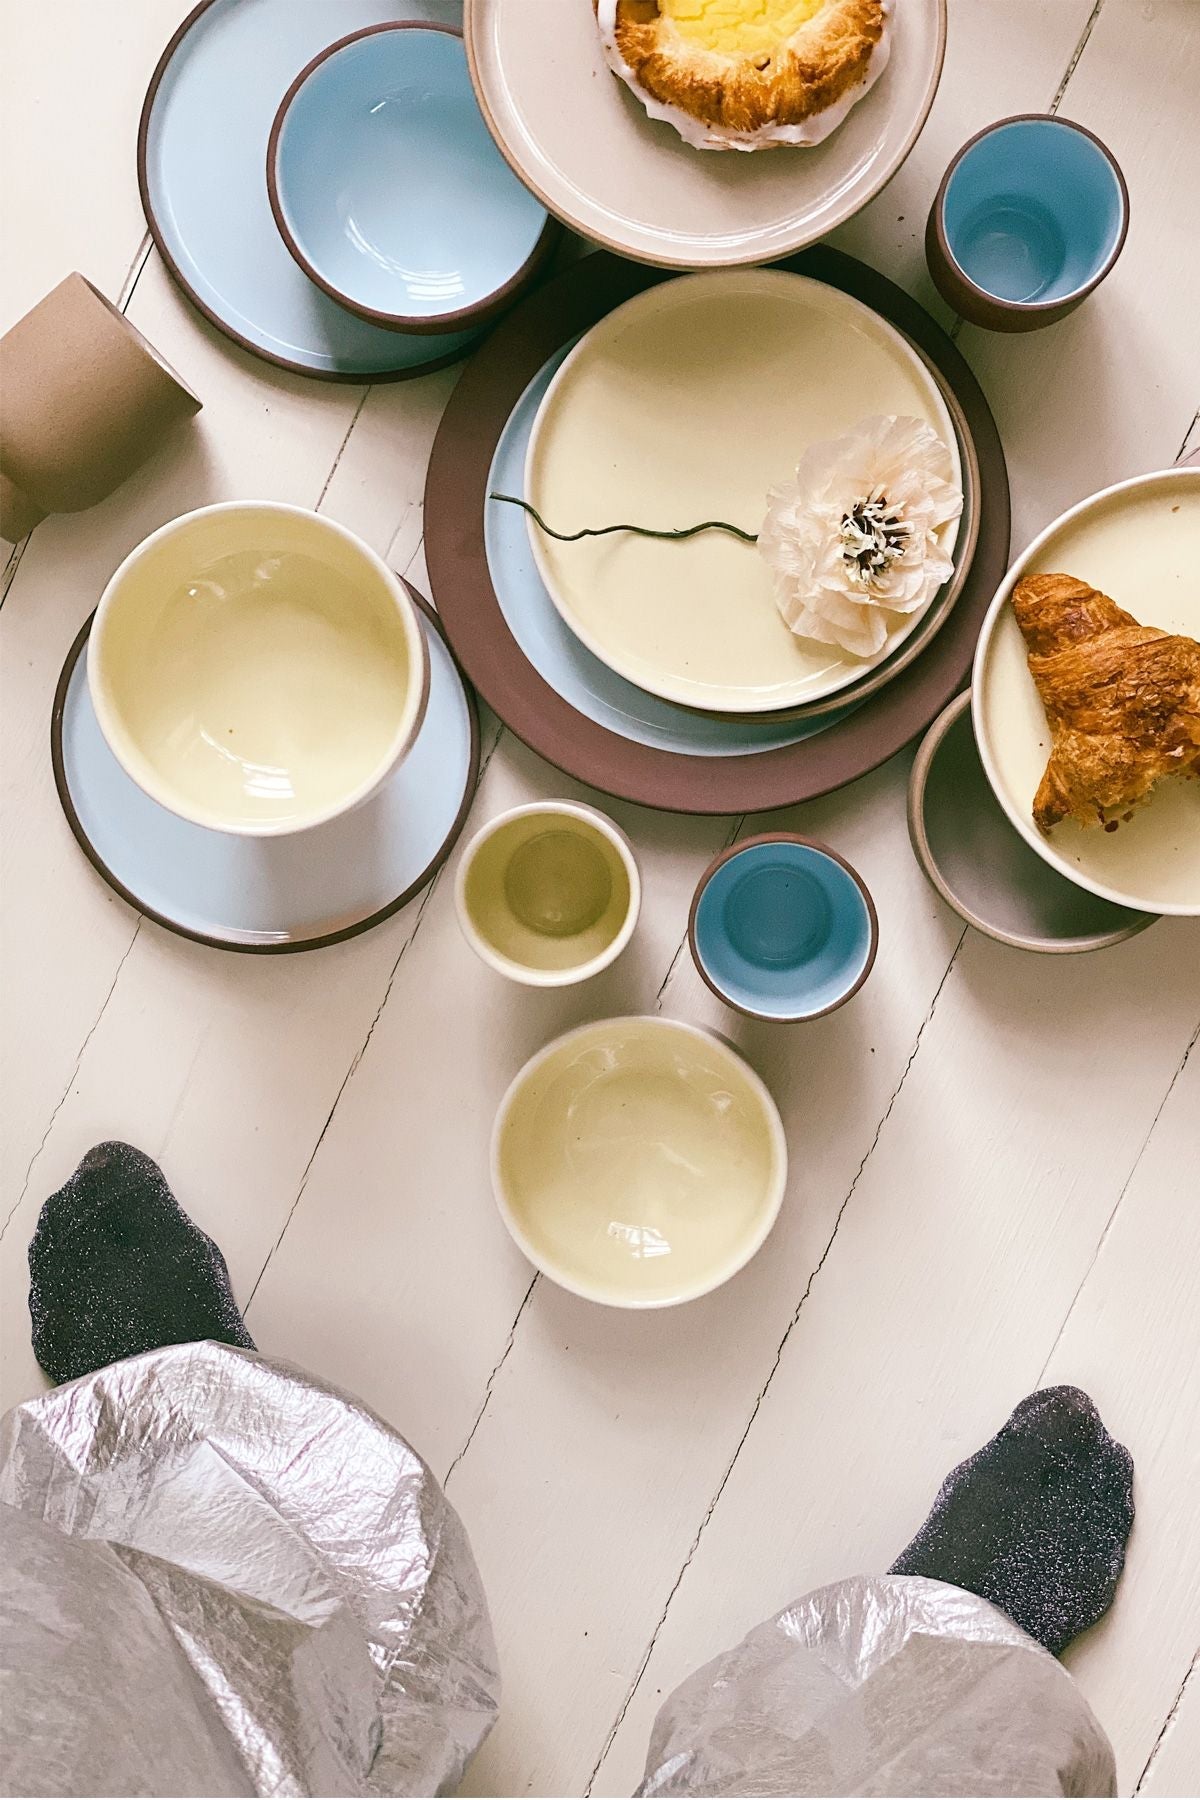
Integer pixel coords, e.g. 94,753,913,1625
275,25,548,325
693,841,875,1019
942,119,1125,305
65,610,473,948
142,0,481,377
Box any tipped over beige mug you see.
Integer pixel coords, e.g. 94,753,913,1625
0,273,201,540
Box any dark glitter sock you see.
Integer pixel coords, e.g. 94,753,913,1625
29,1141,255,1385
889,1386,1134,1656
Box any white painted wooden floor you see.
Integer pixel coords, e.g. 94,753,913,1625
2,3,1198,1794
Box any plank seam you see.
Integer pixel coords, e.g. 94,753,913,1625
442,1274,540,1490
1135,1644,1199,1796
1035,1019,1199,1386
583,929,968,1795
316,389,371,514
242,720,505,1315
0,919,142,1243
1175,410,1200,463
1050,0,1107,113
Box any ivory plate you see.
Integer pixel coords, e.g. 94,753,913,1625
526,271,962,714
973,468,1200,917
465,0,945,269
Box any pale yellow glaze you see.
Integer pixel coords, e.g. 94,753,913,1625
493,1017,786,1306
459,804,636,981
527,271,961,713
663,0,825,56
90,505,424,834
975,469,1200,915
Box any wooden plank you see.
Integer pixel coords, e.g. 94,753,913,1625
1046,1047,1200,1791
588,932,1199,1799
1138,1658,1200,1798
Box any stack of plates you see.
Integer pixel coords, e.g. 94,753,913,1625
426,249,1010,813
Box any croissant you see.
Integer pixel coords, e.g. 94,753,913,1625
1011,572,1200,832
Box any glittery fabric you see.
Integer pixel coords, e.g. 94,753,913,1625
0,1342,499,1798
890,1387,1135,1655
639,1574,1117,1798
29,1142,256,1384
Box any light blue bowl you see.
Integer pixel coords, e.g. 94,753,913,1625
690,836,878,1022
929,115,1128,330
269,23,555,334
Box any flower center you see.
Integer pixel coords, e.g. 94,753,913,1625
840,492,912,587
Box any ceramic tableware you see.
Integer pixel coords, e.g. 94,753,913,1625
525,270,962,715
908,691,1155,953
139,0,483,380
492,1016,787,1307
54,592,479,953
689,835,878,1020
425,245,1011,813
456,801,640,986
268,23,556,335
88,501,429,837
465,0,945,270
0,273,200,542
927,116,1129,332
974,468,1200,917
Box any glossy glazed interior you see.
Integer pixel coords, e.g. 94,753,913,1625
90,506,424,835
275,26,547,322
462,807,634,977
694,841,874,1016
943,119,1124,305
494,1018,786,1306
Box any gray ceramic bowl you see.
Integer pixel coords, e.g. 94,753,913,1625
908,691,1156,953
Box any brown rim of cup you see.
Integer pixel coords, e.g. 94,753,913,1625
266,22,561,338
687,831,880,1022
137,1,493,384
927,114,1130,328
51,588,481,957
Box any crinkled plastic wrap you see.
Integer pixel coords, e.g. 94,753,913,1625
0,1342,499,1798
639,1573,1116,1798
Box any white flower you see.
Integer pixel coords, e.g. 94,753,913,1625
757,415,963,660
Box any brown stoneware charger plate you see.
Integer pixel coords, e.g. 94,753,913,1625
51,591,480,954
424,247,1010,814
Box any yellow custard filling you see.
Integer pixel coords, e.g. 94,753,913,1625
660,0,827,57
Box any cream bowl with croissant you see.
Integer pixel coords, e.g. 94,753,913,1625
973,467,1200,916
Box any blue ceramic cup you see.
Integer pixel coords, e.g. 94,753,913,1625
689,835,878,1022
268,23,556,335
927,115,1128,332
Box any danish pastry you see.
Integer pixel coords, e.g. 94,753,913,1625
595,0,892,151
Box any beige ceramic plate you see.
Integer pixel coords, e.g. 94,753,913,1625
492,1016,787,1308
525,270,962,715
465,0,945,270
973,468,1200,917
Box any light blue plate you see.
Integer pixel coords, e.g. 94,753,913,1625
140,0,482,379
485,347,860,760
56,604,478,951
272,23,551,330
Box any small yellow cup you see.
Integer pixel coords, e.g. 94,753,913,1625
455,800,640,986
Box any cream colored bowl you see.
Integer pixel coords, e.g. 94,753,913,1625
456,800,640,986
492,1016,787,1308
88,501,429,836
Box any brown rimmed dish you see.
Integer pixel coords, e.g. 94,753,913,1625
266,22,559,337
51,589,481,956
424,245,1011,814
688,833,879,1022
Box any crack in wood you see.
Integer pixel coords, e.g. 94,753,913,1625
1135,1643,1199,1795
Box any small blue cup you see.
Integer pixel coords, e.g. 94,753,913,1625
268,23,556,335
927,115,1128,332
689,836,878,1022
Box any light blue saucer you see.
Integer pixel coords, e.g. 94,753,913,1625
139,0,482,379
485,346,859,760
54,599,478,952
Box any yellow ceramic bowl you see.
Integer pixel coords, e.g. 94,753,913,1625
88,501,429,836
456,800,640,986
492,1016,788,1307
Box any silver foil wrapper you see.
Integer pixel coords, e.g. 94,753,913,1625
639,1573,1116,1798
0,1342,499,1797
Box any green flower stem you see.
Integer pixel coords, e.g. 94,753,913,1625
489,492,759,546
